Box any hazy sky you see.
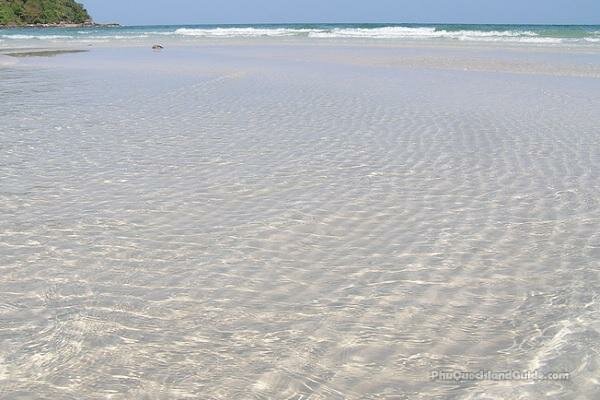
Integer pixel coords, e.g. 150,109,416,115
83,0,600,26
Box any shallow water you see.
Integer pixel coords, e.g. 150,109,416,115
1,43,600,399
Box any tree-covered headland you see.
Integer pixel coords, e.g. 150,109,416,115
0,0,91,26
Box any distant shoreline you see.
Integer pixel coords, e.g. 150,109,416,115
0,22,120,29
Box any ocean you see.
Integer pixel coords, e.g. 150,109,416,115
1,23,600,400
1,23,600,47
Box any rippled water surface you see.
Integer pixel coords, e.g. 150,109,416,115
1,43,600,399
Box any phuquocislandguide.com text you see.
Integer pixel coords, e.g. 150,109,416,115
430,369,570,382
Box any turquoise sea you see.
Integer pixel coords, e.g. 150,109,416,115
1,23,600,47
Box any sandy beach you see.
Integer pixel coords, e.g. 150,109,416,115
1,34,600,399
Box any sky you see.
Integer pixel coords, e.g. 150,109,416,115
82,0,600,26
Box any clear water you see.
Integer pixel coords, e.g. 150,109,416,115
1,36,600,399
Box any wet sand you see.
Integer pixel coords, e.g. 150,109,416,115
1,42,599,399
5,49,88,58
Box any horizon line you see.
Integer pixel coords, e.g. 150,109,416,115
93,21,600,27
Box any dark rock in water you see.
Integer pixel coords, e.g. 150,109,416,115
152,44,164,50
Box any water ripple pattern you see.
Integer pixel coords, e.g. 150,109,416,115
1,44,600,399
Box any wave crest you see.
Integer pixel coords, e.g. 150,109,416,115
173,27,313,37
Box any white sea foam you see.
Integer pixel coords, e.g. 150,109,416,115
309,26,438,38
173,27,315,37
1,26,598,46
308,27,541,41
166,27,568,44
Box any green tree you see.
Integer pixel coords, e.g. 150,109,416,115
0,0,91,25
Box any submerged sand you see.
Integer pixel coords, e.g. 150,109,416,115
1,42,599,399
5,49,88,58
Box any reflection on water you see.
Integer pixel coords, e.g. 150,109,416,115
1,45,599,399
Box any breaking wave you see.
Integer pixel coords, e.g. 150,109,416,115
1,24,599,46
